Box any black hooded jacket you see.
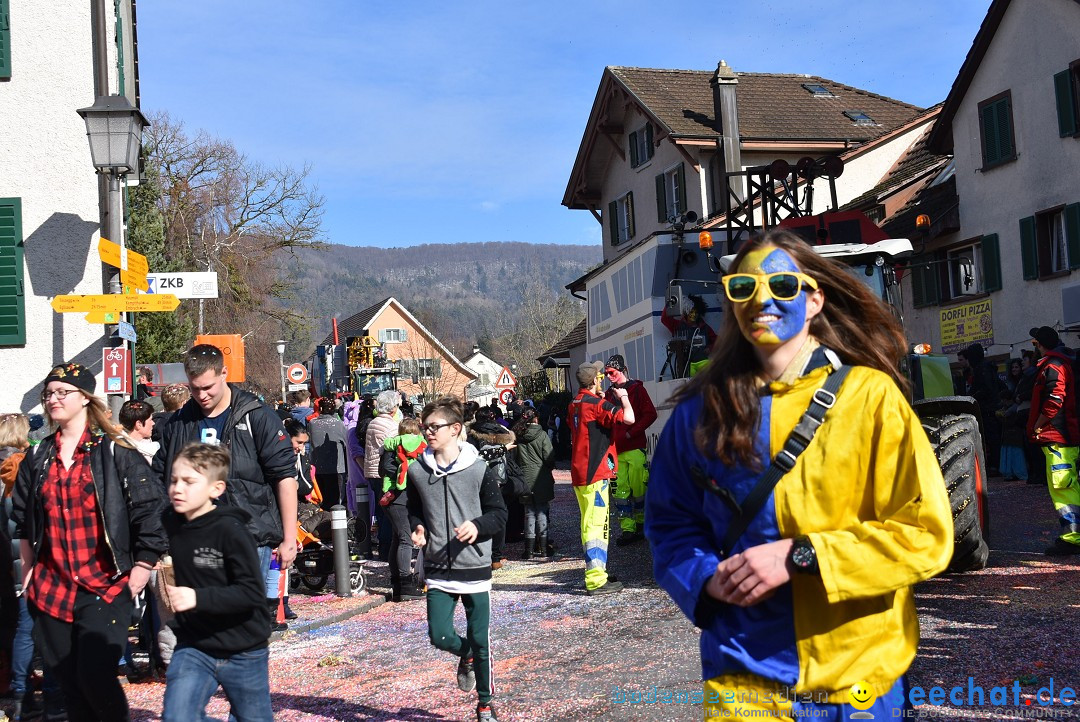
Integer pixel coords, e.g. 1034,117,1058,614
153,385,295,547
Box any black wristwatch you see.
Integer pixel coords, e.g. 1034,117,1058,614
790,536,818,574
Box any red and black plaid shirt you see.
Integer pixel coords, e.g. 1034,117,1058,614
28,430,128,621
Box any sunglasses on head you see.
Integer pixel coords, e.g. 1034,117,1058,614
721,271,819,303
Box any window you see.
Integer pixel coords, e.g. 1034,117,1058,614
911,234,1002,307
843,111,877,126
864,205,886,224
0,0,10,80
978,91,1016,168
629,124,654,168
802,83,835,97
607,192,635,245
655,164,687,223
417,358,440,379
379,328,407,343
1053,61,1080,137
478,373,490,387
1020,205,1080,279
0,198,25,345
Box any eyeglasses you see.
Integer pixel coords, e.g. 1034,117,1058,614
41,389,79,403
421,422,454,435
721,272,819,303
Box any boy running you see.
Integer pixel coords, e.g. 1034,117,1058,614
162,443,273,722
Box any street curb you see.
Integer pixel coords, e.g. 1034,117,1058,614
270,592,390,641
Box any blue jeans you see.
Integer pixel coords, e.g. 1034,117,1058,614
256,546,279,599
12,596,59,696
163,644,272,722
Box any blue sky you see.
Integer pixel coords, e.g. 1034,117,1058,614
136,1,990,248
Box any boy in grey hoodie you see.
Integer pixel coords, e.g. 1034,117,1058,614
407,397,507,722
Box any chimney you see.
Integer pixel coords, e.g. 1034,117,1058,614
472,345,480,355
710,60,743,204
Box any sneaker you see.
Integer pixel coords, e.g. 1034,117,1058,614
615,531,643,547
586,580,624,596
490,560,503,570
1044,539,1080,556
476,703,499,721
456,656,476,692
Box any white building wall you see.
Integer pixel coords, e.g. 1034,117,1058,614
904,0,1080,357
0,2,129,413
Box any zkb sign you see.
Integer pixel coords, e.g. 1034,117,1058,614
144,272,219,299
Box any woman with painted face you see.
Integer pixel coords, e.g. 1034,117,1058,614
645,229,953,720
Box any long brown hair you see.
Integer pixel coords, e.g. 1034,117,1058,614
46,392,132,448
678,228,908,468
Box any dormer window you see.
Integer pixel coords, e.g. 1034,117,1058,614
629,124,654,168
802,83,836,97
844,111,877,126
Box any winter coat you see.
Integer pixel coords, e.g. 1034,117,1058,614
1027,347,1079,445
308,413,348,474
364,414,399,479
153,385,296,547
14,434,168,575
604,379,658,454
514,423,556,505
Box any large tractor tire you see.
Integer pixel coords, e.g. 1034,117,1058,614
914,397,990,573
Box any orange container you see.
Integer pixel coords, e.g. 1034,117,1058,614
195,334,245,382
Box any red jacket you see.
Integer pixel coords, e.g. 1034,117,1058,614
568,390,624,486
604,380,657,454
1027,348,1079,446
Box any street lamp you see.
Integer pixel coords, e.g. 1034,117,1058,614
77,94,149,416
276,339,287,406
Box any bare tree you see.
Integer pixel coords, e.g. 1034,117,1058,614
491,281,583,375
394,331,465,404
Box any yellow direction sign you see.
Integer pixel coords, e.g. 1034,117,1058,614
84,311,120,324
120,269,149,292
98,238,149,276
51,294,180,314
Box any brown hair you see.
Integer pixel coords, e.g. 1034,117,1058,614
421,396,464,425
398,417,422,436
0,413,30,450
119,400,153,432
183,344,225,378
43,391,132,448
175,442,230,484
678,228,908,468
161,383,191,412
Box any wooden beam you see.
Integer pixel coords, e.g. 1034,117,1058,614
588,206,602,224
601,131,625,161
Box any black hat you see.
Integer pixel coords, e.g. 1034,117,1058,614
1030,326,1061,349
604,354,628,374
43,363,95,395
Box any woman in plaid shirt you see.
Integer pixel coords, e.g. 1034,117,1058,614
12,363,167,722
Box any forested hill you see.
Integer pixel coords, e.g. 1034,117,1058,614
277,241,600,355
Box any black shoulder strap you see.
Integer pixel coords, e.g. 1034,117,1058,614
720,365,851,557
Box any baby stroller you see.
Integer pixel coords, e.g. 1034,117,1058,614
290,477,366,594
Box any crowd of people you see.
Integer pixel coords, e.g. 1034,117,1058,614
0,248,1075,720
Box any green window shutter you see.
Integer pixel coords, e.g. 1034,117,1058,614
676,163,687,214
655,173,667,223
608,200,618,244
626,191,635,240
1019,215,1038,280
434,357,442,379
1064,203,1080,270
645,123,654,160
0,0,10,80
980,234,1002,292
910,256,938,308
628,131,639,168
980,103,1000,166
1054,70,1078,137
0,198,25,346
995,98,1014,159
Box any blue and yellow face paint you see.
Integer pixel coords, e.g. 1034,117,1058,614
732,246,812,347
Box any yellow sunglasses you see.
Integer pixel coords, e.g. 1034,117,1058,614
721,272,819,303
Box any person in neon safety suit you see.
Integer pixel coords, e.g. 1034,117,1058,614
1026,325,1080,555
602,355,657,546
568,361,635,595
645,229,953,720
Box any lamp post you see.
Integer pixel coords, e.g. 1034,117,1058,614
77,94,149,415
276,339,287,406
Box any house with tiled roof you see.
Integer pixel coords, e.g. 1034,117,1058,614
563,62,934,262
900,0,1080,357
537,318,586,392
314,297,477,403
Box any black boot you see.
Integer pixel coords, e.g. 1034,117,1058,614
535,534,548,559
398,575,425,601
268,599,287,632
523,537,535,560
283,595,298,620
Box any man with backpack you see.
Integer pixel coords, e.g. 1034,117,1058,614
1027,326,1080,555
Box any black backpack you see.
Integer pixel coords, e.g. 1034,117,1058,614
479,443,528,499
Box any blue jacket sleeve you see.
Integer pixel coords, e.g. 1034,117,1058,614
644,401,724,627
